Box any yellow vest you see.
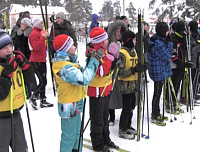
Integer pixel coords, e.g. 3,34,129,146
0,66,24,112
52,61,84,104
118,49,138,81
89,73,112,87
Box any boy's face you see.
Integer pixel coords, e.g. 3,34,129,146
67,45,76,56
56,17,64,25
0,44,13,59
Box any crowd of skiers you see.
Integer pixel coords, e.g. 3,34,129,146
0,10,200,152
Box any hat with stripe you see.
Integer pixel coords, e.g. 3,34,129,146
53,34,74,53
0,31,13,50
90,27,108,44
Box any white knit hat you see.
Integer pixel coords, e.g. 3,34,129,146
21,18,32,28
32,17,43,29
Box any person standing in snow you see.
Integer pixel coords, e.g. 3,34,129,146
117,30,146,139
13,17,37,99
29,17,54,109
52,34,104,152
107,20,127,126
86,27,119,152
0,30,34,152
49,12,77,59
148,22,173,126
89,14,99,34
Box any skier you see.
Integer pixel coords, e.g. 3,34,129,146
49,12,77,59
107,20,127,126
52,34,104,152
0,30,34,152
89,14,99,34
86,27,119,152
29,17,54,109
118,30,146,139
148,22,173,126
166,21,190,113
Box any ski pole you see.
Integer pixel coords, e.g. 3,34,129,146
168,77,184,122
21,72,35,152
10,78,14,152
78,86,88,152
38,0,56,96
144,72,150,139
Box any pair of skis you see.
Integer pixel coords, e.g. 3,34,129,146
136,9,150,141
38,0,56,97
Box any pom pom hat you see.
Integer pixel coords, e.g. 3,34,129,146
53,34,74,53
90,27,108,44
0,31,13,50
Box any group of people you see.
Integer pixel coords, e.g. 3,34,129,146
1,10,200,152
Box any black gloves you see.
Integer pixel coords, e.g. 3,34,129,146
92,49,105,61
13,50,30,70
130,63,148,75
185,61,193,68
1,55,17,78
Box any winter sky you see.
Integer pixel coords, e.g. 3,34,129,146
90,0,151,19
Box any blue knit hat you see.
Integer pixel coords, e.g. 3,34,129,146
0,31,13,50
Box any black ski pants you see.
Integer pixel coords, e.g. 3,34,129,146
119,92,136,130
89,96,111,151
31,62,47,99
152,80,164,117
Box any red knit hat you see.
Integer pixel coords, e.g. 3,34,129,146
90,27,108,44
53,34,74,53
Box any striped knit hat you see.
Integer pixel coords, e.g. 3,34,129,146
0,31,13,50
90,27,108,44
53,34,74,53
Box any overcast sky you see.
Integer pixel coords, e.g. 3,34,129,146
89,0,152,19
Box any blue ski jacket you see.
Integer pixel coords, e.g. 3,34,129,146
148,34,173,81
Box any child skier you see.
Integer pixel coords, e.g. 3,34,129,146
118,30,146,139
52,34,104,152
86,27,119,152
0,30,34,151
148,22,173,126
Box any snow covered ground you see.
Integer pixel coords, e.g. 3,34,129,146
20,41,200,152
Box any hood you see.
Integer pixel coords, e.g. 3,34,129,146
91,14,99,23
107,20,127,43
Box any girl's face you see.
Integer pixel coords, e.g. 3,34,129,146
67,45,76,56
102,39,108,49
0,44,13,59
115,28,121,41
20,23,27,31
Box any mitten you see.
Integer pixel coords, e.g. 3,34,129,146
130,63,148,74
1,55,17,78
92,49,105,61
13,50,30,70
108,42,120,59
106,54,114,62
185,61,193,68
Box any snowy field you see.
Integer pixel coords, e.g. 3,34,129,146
20,41,200,152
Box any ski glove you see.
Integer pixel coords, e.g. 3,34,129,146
1,55,17,78
108,42,121,59
130,63,148,75
91,49,105,61
13,50,30,70
185,61,193,68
